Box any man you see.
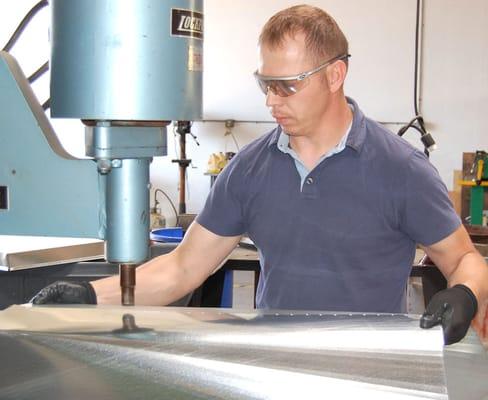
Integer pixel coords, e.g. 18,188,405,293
32,5,487,345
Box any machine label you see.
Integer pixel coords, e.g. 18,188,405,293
171,9,203,40
188,45,203,71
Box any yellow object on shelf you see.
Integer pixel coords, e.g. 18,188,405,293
459,180,488,187
206,152,228,174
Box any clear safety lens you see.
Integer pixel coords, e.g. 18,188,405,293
255,77,309,97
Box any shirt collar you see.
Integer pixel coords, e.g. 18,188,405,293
344,97,366,153
276,119,352,158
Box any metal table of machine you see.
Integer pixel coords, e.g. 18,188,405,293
0,305,486,400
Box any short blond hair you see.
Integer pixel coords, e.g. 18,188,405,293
259,5,349,64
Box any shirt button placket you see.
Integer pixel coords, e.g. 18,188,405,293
301,176,318,199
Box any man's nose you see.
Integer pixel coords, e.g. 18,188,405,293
265,88,281,107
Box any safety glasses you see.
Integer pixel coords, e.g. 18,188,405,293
254,54,350,97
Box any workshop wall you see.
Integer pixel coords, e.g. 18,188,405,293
420,0,488,197
1,1,487,223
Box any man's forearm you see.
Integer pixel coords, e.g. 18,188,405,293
91,253,195,306
421,226,488,342
448,251,488,301
30,222,237,307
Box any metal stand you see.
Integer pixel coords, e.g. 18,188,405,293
172,121,199,214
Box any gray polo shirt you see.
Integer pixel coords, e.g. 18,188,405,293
197,97,460,312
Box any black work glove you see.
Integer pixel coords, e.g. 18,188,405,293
420,284,477,345
30,281,97,305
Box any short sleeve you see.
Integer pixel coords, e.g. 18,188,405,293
196,155,247,236
401,150,461,245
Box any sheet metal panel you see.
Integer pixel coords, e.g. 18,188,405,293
0,305,461,399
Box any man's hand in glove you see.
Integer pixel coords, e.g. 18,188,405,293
30,281,97,305
420,284,477,345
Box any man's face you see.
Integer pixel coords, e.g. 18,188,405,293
257,34,331,136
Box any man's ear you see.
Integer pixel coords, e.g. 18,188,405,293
327,60,348,93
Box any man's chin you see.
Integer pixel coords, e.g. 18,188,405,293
278,120,297,132
281,124,298,135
